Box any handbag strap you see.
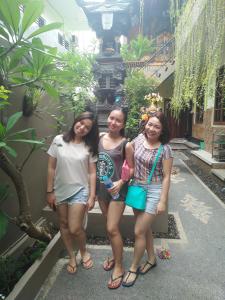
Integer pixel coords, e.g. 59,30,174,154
147,144,163,184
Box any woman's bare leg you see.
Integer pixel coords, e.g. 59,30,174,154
123,212,156,284
57,204,76,270
68,203,88,259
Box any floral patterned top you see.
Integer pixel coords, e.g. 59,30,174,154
132,134,173,183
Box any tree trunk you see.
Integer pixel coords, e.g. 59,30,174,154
0,150,51,242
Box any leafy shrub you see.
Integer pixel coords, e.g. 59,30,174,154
0,241,47,298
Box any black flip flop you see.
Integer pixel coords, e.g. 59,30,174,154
139,260,157,275
122,269,139,287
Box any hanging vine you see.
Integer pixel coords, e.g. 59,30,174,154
169,0,184,28
171,0,225,116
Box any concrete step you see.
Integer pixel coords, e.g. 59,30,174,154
191,149,225,168
169,138,199,150
42,201,169,239
211,169,225,181
184,141,199,149
87,202,168,238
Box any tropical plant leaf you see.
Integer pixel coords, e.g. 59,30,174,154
0,142,7,148
7,128,35,137
27,22,62,39
0,122,6,138
3,145,17,157
8,47,29,71
6,111,22,132
43,82,59,99
7,139,44,145
21,0,44,37
0,26,9,41
0,0,20,37
0,210,8,240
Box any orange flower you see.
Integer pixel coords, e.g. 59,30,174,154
141,113,149,121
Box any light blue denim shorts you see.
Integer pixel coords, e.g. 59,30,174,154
134,182,162,215
58,187,89,206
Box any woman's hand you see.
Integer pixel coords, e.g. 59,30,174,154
156,201,166,215
47,192,56,211
86,196,95,211
108,179,124,196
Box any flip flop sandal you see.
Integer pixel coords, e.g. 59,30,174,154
81,256,93,269
108,273,124,289
67,264,77,274
139,260,157,275
122,269,139,287
103,257,115,271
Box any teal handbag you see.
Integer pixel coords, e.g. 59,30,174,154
125,145,163,211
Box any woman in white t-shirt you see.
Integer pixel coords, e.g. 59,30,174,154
47,111,99,274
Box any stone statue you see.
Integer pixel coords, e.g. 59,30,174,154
76,0,133,126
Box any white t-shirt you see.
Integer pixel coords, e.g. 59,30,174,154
47,134,97,202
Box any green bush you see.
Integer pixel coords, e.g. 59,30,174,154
125,70,158,139
0,241,47,298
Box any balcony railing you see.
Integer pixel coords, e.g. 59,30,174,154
125,37,175,74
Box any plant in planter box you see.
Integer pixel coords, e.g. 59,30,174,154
0,240,47,299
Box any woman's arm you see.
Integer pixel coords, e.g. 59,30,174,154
47,156,57,210
156,157,173,214
125,142,134,179
87,161,96,211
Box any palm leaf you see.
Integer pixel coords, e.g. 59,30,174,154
0,0,20,37
5,111,22,132
27,22,62,39
21,0,44,37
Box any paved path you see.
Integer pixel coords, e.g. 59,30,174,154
36,151,225,300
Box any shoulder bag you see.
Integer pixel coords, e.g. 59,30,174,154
125,144,163,211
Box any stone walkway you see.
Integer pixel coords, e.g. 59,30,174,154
36,151,225,300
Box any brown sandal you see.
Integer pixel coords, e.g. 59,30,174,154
67,263,77,274
103,257,115,271
81,255,93,269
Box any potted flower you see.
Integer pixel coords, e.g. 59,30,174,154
144,93,163,111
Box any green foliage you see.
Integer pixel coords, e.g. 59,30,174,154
171,0,225,116
0,86,11,110
0,0,62,46
0,240,47,297
169,0,185,29
0,0,62,100
51,51,96,131
125,70,158,139
121,34,156,61
0,111,44,157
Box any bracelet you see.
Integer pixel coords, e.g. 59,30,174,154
47,190,54,194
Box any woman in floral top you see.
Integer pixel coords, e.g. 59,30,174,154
122,111,173,287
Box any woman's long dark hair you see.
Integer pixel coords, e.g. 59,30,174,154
63,111,99,156
144,111,170,144
109,106,128,137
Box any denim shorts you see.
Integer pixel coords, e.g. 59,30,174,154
133,182,162,215
58,187,89,206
